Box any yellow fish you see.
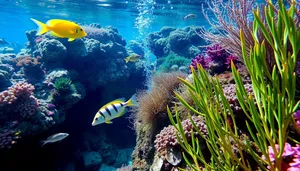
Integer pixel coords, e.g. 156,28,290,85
30,18,87,42
91,94,137,126
124,54,142,63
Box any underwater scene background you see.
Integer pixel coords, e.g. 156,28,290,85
0,0,299,171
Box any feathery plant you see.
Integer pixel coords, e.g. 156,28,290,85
54,78,76,94
168,0,300,170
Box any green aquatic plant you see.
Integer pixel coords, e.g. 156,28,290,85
53,78,76,94
157,54,190,72
167,0,300,170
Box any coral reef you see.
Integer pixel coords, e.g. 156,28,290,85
154,116,207,161
146,26,204,58
157,54,190,73
131,72,187,170
0,21,145,153
190,44,240,74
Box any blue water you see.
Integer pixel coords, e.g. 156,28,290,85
0,0,270,170
0,0,210,45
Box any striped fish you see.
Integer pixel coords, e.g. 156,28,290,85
91,94,137,126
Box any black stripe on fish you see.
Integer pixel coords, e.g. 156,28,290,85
112,104,118,113
99,111,105,118
120,103,124,107
105,107,112,116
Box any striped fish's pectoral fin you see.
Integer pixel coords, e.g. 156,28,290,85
105,120,113,124
102,98,126,109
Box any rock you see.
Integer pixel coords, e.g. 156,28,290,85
179,66,188,73
115,148,134,167
82,151,102,168
99,164,117,171
150,154,163,171
170,65,179,71
165,148,182,166
37,38,67,65
45,69,70,83
1,47,15,54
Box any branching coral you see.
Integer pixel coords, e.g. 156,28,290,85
190,44,240,74
199,0,255,59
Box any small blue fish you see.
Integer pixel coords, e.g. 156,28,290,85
91,94,137,126
40,133,69,146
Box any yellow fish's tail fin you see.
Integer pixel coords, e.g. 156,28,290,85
126,94,137,107
124,58,129,63
30,18,50,35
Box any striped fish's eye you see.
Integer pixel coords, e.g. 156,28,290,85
95,117,99,121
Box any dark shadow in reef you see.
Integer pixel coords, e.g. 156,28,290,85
0,72,146,171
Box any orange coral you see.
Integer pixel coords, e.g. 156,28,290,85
13,56,41,67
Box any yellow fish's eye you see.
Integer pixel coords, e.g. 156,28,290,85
80,28,83,31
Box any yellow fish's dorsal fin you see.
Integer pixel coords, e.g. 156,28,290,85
68,38,76,42
46,19,69,26
102,98,126,109
105,120,113,124
30,18,50,35
50,31,64,38
124,57,129,63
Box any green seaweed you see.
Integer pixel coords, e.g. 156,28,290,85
168,0,300,170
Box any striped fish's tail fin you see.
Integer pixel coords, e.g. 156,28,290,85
126,94,137,107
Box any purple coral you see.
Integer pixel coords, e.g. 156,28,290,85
190,54,209,70
294,110,300,128
14,96,39,118
154,116,207,159
225,54,239,68
206,44,228,62
0,130,20,149
296,61,300,75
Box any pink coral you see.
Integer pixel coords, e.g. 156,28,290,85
262,143,300,170
0,81,35,106
154,116,207,158
222,83,253,112
294,110,300,128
